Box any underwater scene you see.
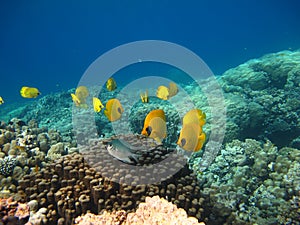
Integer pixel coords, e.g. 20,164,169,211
0,1,300,225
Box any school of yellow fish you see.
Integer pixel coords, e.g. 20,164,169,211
1,77,206,152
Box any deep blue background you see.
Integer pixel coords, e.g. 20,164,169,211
0,0,299,102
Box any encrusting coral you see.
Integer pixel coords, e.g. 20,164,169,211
74,196,205,225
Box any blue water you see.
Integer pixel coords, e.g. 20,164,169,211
0,0,299,103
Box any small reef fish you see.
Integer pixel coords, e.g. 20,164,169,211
71,93,81,106
0,96,4,105
104,98,124,122
106,139,139,164
106,77,117,91
156,86,169,100
75,86,89,103
156,82,179,100
177,108,206,152
177,123,206,152
168,82,178,97
20,86,41,98
71,86,89,108
93,97,104,112
141,109,167,143
140,90,149,103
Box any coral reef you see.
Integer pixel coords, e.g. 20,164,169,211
0,118,69,197
0,50,299,225
192,139,300,224
16,134,205,224
0,50,299,148
0,197,30,225
218,50,300,147
74,196,205,225
74,211,127,225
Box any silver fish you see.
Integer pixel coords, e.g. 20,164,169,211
106,139,139,165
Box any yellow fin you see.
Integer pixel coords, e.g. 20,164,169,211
71,93,81,106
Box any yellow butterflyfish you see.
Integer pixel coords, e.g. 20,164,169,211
104,98,124,122
20,87,41,98
106,77,117,91
156,85,169,100
75,86,89,104
93,97,104,113
168,82,178,97
140,90,149,103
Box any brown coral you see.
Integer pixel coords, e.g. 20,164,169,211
16,134,205,224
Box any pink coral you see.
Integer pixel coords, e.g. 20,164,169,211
74,196,205,225
15,203,30,219
74,211,127,225
0,197,30,223
125,196,205,225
